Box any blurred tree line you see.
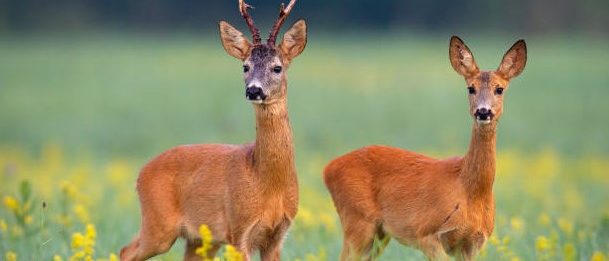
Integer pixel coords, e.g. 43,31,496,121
0,0,607,34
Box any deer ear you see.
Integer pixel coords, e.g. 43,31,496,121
279,19,307,62
497,40,527,80
219,21,252,61
449,36,480,77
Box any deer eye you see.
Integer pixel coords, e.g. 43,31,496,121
467,86,476,95
495,87,504,95
273,66,282,73
243,65,250,73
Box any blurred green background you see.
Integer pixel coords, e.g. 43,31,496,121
1,0,609,260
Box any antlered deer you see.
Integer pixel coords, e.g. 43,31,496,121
119,1,306,260
324,36,527,260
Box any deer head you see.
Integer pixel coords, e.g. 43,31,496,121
449,36,527,126
219,0,307,104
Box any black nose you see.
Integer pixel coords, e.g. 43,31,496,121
474,108,493,121
245,87,266,101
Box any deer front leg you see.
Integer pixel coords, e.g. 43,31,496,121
418,234,449,261
259,220,291,261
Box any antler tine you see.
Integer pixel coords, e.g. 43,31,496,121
239,0,262,45
267,0,297,46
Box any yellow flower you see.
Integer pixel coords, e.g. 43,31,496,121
60,181,78,200
563,243,576,261
536,236,551,252
510,217,525,232
53,255,63,261
558,218,574,236
5,251,17,261
11,226,23,237
297,207,315,227
24,215,33,225
224,245,243,261
488,234,501,246
0,219,7,233
319,213,336,232
71,232,86,249
70,225,96,260
74,205,90,224
591,251,606,261
85,224,96,240
69,250,85,261
195,224,214,259
108,253,118,261
3,196,19,211
306,248,327,261
502,236,511,245
538,213,551,227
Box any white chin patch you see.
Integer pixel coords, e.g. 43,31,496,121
248,99,264,104
476,119,492,125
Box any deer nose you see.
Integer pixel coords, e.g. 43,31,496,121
474,107,493,121
245,86,266,101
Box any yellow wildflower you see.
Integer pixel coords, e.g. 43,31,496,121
108,253,118,261
510,217,524,232
53,255,63,261
536,236,551,252
558,218,574,236
85,224,96,240
319,213,336,232
11,226,23,237
591,251,606,261
3,196,19,211
74,205,90,224
502,236,511,245
563,243,575,261
538,213,551,227
0,219,7,233
578,230,587,241
5,251,17,261
22,201,31,213
195,224,214,260
71,232,86,249
297,207,315,227
69,251,85,261
306,248,327,261
70,224,97,260
489,235,500,246
224,245,243,261
60,181,78,200
24,215,33,225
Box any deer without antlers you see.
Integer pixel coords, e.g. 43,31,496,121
323,36,527,261
119,1,306,260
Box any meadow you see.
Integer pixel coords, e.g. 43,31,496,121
1,33,608,260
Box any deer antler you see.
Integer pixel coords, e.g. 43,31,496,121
239,0,262,45
267,0,297,46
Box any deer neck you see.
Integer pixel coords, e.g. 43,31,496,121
252,94,296,194
461,122,497,199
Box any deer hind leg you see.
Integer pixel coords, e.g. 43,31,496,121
369,228,391,260
120,179,181,261
119,224,178,261
339,219,378,261
418,234,449,261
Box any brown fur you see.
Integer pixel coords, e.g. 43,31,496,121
119,14,307,261
323,36,526,261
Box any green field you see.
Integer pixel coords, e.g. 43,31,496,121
1,33,609,260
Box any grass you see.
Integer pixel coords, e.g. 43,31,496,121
0,33,608,260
